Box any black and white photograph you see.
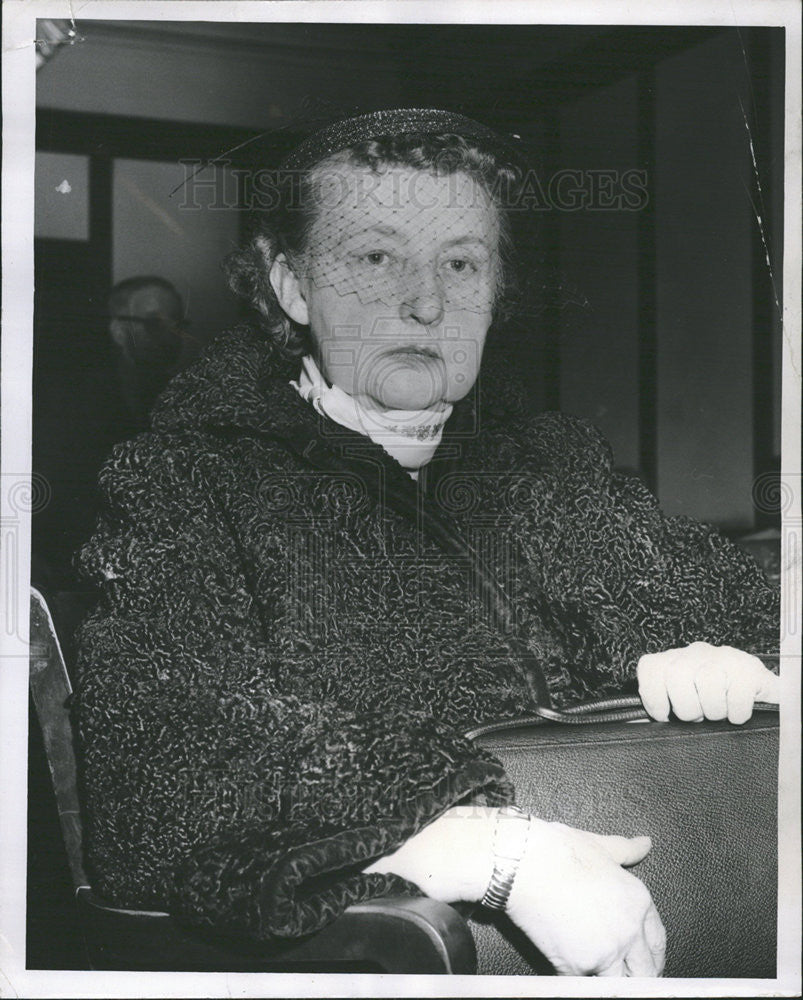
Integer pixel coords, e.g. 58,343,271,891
1,1,800,996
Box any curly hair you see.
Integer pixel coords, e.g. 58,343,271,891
224,132,528,359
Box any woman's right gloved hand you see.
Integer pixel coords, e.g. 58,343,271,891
506,818,666,976
365,805,665,977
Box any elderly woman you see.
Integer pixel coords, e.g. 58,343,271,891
73,109,779,977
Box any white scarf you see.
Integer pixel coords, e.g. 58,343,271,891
290,355,453,476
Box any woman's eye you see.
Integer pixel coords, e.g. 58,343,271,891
444,257,477,274
362,251,391,266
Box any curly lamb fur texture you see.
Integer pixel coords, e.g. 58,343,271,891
73,324,779,943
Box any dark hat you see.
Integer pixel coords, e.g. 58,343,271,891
279,107,523,172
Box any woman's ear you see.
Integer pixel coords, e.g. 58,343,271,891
269,253,309,326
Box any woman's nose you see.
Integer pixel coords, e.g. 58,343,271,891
399,267,445,327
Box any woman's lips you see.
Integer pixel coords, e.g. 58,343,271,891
385,345,441,359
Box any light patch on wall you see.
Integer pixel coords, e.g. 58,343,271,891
34,151,89,240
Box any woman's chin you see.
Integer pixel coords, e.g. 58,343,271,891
368,370,447,411
377,389,442,410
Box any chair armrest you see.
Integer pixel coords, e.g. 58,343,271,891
76,887,476,973
277,896,477,973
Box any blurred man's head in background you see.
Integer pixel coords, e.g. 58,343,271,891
108,276,188,424
108,276,186,368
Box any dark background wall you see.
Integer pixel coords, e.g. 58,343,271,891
32,20,784,592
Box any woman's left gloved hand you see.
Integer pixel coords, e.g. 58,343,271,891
364,805,665,976
637,642,779,724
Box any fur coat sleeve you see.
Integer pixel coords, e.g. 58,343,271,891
471,412,780,701
72,431,514,942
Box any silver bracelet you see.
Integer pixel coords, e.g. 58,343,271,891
480,804,532,911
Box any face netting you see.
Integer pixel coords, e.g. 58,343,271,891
292,158,503,319
272,109,524,324
229,109,553,420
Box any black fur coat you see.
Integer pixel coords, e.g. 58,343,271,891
73,325,778,942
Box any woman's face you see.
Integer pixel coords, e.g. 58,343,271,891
290,161,501,411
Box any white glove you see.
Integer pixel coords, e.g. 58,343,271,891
365,806,665,977
507,819,665,976
638,642,779,724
